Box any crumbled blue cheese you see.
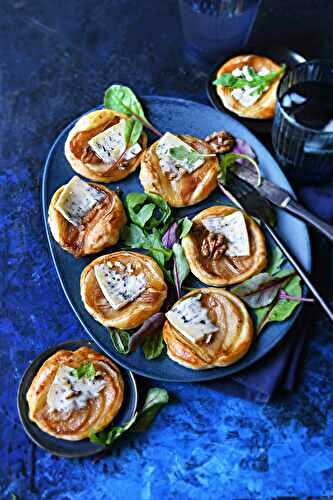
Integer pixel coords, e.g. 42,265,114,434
94,261,147,310
55,176,106,227
88,119,141,164
202,211,250,257
156,132,205,177
231,65,270,107
166,294,219,344
47,364,105,413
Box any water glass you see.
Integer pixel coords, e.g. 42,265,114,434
178,0,262,64
272,60,333,184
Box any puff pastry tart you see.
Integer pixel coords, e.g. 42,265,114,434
215,55,284,119
65,109,147,182
163,288,253,369
139,132,218,207
81,251,168,329
26,347,124,441
48,176,127,257
182,205,267,286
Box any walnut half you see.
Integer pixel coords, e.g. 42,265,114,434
201,232,227,259
205,131,235,154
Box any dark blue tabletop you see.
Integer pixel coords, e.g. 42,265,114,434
1,0,333,498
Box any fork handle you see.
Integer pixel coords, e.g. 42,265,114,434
263,222,333,321
285,199,333,242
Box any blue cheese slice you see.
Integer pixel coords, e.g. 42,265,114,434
202,211,250,257
55,176,106,227
94,262,147,310
166,294,219,344
47,364,105,413
156,132,205,176
88,119,141,164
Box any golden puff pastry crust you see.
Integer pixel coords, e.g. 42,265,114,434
48,179,127,257
139,134,218,207
26,347,124,441
163,288,254,369
215,55,284,119
182,205,267,286
80,251,168,329
65,108,147,182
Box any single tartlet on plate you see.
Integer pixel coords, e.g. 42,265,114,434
182,205,267,286
163,288,254,369
26,346,124,441
65,108,147,182
48,175,127,257
80,251,168,329
214,54,285,119
140,132,218,207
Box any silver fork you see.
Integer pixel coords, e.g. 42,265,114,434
227,173,333,322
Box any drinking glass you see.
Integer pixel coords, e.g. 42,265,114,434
178,0,262,64
272,60,333,184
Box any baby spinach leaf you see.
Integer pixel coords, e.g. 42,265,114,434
142,333,165,360
123,117,143,148
169,145,215,165
267,246,286,275
120,223,146,248
125,192,171,231
131,387,169,432
219,152,261,186
109,328,130,354
178,217,192,239
71,361,96,381
104,84,162,137
145,228,173,266
231,270,295,308
90,412,138,446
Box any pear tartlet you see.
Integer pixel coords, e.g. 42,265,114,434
215,54,284,119
182,205,267,286
48,176,127,257
140,132,218,207
80,251,168,330
26,347,124,441
163,289,254,369
65,108,147,182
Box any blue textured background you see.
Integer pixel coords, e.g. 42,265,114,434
1,0,333,498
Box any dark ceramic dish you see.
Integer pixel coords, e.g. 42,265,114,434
41,96,311,382
17,339,138,458
206,46,306,135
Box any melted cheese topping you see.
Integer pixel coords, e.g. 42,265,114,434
166,294,218,344
202,211,250,257
94,261,147,310
55,176,106,227
47,364,105,413
156,132,205,177
88,119,141,164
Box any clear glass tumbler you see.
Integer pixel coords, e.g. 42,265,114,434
272,59,333,185
178,0,262,64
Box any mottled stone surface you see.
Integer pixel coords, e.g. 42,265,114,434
1,0,333,498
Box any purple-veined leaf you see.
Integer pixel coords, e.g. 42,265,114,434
128,312,165,352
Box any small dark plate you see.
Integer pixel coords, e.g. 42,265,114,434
17,339,138,458
206,46,306,135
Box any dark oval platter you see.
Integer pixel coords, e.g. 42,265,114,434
41,96,311,382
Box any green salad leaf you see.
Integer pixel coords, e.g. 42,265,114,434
213,65,286,95
142,333,165,360
123,116,143,147
219,152,261,186
125,192,171,231
169,145,215,165
71,361,96,381
90,387,169,446
109,328,130,354
172,243,190,286
178,217,192,239
266,246,286,275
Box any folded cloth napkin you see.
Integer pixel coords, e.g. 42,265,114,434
204,183,332,402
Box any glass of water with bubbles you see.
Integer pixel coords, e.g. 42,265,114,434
272,60,333,184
